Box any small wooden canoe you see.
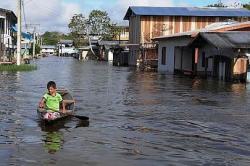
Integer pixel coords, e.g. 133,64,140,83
37,89,75,124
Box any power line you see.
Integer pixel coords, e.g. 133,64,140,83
21,0,28,31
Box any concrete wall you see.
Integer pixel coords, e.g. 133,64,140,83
158,37,193,73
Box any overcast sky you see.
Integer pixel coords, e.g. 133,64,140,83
1,0,249,34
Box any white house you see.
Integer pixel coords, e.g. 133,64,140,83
0,7,17,61
57,40,78,56
41,45,56,55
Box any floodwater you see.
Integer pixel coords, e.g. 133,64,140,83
1,56,250,166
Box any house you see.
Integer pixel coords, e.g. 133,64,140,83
98,40,128,61
113,25,129,41
0,7,17,61
153,21,250,82
57,40,78,56
41,45,56,55
190,31,250,82
124,6,250,67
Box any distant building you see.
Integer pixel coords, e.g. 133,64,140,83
0,7,17,61
41,45,56,55
57,40,78,56
113,25,129,41
98,40,128,61
124,6,250,67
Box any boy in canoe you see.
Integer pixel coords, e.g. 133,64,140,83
39,81,66,115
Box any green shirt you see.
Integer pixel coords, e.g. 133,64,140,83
43,93,63,111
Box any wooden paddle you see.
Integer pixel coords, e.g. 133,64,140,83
60,110,89,121
71,115,89,121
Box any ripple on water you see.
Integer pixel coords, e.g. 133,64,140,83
0,57,250,165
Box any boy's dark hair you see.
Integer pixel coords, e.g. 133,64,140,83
47,81,57,89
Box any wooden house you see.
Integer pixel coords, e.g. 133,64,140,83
124,6,250,68
153,21,250,82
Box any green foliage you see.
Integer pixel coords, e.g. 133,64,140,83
42,31,61,45
109,25,123,40
68,14,88,47
88,10,113,39
29,43,41,55
41,31,73,46
207,1,250,8
207,0,227,7
68,10,115,43
243,3,250,10
0,64,37,72
68,14,86,34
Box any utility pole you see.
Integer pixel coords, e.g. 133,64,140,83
32,27,36,58
16,0,22,65
41,37,43,46
25,24,39,58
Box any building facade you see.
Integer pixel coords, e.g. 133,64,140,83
0,8,17,61
124,6,250,67
154,22,250,82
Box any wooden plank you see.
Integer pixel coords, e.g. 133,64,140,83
174,16,180,33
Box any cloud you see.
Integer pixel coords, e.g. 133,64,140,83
106,0,174,25
3,0,245,34
0,0,80,33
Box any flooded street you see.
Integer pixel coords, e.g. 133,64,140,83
1,56,250,165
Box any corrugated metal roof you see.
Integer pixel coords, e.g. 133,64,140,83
98,40,128,45
195,32,250,48
124,6,250,20
153,21,250,40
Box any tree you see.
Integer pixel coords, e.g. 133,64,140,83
88,10,113,40
42,31,61,45
68,10,119,43
207,0,227,7
243,3,250,10
41,31,72,45
207,1,250,8
68,14,88,47
110,25,124,40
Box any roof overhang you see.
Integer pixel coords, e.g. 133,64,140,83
123,6,250,20
189,31,250,49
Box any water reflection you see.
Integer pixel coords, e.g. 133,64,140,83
43,131,63,154
39,117,89,154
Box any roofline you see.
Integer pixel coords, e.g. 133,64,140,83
124,6,250,20
152,32,196,41
189,31,250,49
0,8,17,21
211,21,250,32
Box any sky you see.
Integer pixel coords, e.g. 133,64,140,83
0,0,249,34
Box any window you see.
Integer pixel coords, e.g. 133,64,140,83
161,47,166,65
202,52,205,67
